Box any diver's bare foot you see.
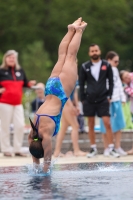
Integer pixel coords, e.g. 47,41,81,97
73,17,82,26
74,150,87,157
127,148,133,155
68,17,82,31
75,21,87,32
43,163,50,173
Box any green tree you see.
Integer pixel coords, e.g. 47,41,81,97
21,41,53,83
121,0,133,71
0,0,132,76
0,0,49,52
42,0,129,67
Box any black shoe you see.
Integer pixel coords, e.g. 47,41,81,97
109,148,120,158
87,148,98,158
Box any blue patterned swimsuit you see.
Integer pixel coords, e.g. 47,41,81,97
35,77,68,136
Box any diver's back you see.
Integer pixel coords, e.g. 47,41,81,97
36,95,62,116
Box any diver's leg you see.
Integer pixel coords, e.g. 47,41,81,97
59,21,87,97
50,18,82,77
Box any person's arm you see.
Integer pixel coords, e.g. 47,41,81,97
107,64,114,100
22,69,36,87
73,87,80,114
66,98,78,115
73,87,79,107
116,70,126,102
42,136,52,173
0,81,6,93
79,65,87,102
124,86,133,97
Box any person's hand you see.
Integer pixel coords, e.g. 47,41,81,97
43,162,51,174
0,88,5,93
107,98,111,103
70,106,77,116
122,102,126,106
29,80,36,87
75,105,80,115
82,100,85,104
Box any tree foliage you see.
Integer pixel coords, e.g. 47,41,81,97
21,41,53,82
0,0,133,82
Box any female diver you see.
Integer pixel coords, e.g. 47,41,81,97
28,18,87,173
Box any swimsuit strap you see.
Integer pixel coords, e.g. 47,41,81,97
35,114,40,128
35,113,60,136
35,113,56,122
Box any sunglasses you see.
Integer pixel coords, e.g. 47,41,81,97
114,60,119,64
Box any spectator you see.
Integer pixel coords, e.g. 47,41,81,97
77,100,85,133
120,70,133,155
31,83,45,113
122,99,133,129
53,84,87,157
71,81,85,133
79,44,119,158
100,51,127,156
0,50,36,157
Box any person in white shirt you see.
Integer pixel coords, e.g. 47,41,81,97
100,51,127,156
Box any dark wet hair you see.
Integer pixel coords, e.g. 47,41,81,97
29,118,44,159
29,140,44,159
105,51,118,60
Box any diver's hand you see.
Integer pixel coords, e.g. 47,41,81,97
42,136,52,173
43,162,51,174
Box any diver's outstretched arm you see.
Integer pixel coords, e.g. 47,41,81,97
42,137,52,173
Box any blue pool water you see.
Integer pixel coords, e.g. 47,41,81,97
0,162,133,200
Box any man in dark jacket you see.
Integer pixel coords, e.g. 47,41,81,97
79,44,119,158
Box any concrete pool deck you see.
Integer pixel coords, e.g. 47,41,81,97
0,154,133,167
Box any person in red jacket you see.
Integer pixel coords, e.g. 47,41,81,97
0,50,36,157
